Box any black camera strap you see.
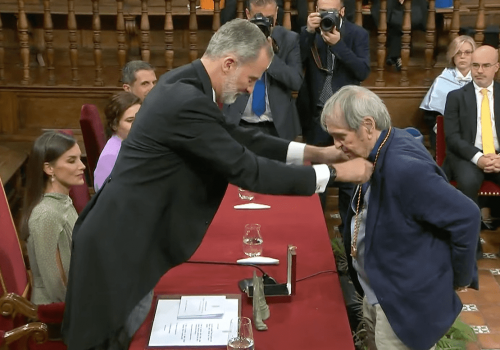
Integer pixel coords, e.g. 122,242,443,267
311,41,333,75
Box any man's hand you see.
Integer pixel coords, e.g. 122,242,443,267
490,154,500,173
321,26,341,46
333,158,374,184
304,144,348,164
306,12,321,33
478,154,496,172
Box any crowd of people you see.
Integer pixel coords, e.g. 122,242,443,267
15,1,499,349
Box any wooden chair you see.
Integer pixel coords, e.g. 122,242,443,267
0,178,66,350
0,323,47,350
79,104,106,186
436,115,500,196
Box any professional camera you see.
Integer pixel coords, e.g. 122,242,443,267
250,12,273,38
320,9,341,32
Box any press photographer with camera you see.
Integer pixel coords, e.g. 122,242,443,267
223,0,303,141
296,0,369,239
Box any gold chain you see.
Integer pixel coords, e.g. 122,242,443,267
351,127,392,258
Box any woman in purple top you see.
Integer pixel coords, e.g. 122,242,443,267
94,92,141,191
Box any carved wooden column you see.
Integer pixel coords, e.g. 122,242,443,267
92,0,103,86
117,0,126,79
165,0,174,71
399,0,411,87
236,0,244,19
189,0,198,62
43,0,55,85
213,0,221,33
355,0,362,27
283,0,291,30
449,0,460,41
424,0,435,86
141,0,150,62
307,0,314,14
0,13,4,83
18,0,30,85
474,0,485,46
375,0,387,87
68,0,79,85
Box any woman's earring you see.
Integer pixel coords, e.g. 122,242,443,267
51,174,55,182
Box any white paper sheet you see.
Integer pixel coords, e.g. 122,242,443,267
149,298,239,347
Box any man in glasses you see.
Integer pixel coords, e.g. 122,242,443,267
444,44,500,250
223,0,303,141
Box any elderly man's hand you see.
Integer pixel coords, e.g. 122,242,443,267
333,158,374,184
321,145,349,163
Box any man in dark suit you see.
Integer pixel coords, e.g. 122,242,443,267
444,45,500,236
62,19,374,350
297,0,370,146
223,0,303,141
323,85,479,350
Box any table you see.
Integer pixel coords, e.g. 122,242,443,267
130,185,354,350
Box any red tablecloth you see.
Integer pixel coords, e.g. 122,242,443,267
130,185,354,350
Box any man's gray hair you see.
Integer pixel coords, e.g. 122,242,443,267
204,18,273,65
320,85,391,131
122,60,155,84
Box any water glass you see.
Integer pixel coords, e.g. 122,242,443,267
227,317,254,350
238,187,255,201
243,224,263,257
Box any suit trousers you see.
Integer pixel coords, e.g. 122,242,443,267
363,297,436,350
445,153,500,205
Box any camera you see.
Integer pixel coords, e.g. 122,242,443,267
320,9,341,32
250,13,273,38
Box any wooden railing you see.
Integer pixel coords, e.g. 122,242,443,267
0,0,498,88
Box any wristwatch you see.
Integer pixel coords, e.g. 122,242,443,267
328,165,337,182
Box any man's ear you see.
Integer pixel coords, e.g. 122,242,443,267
123,84,131,92
340,6,345,17
245,8,251,19
362,117,375,133
222,57,237,74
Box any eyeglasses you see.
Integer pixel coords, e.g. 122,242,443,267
455,50,473,57
471,63,498,70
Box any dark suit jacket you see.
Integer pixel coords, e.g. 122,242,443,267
344,128,479,350
62,60,318,350
296,20,370,127
444,81,500,161
371,0,428,30
223,26,303,141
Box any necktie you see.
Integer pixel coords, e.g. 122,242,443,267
481,88,495,155
252,73,266,117
319,52,335,105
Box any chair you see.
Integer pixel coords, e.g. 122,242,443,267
79,104,106,185
0,323,47,350
436,115,500,196
0,178,66,350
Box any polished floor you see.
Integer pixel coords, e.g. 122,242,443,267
325,189,500,350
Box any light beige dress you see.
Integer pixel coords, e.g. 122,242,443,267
27,193,77,304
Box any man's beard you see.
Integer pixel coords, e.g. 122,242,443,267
221,70,240,105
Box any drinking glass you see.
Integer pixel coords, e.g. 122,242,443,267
227,317,254,350
243,224,263,257
238,187,255,201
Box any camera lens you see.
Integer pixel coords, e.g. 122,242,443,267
320,17,334,32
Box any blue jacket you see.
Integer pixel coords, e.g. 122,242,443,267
344,128,480,350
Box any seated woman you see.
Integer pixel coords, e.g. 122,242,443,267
21,131,86,304
420,35,476,151
93,92,141,191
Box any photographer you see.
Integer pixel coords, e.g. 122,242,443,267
223,0,303,141
296,0,369,234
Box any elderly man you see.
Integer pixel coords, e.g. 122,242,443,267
62,20,373,350
122,60,158,101
444,45,500,231
322,85,479,350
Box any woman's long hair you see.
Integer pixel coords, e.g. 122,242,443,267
20,131,76,240
104,92,141,138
